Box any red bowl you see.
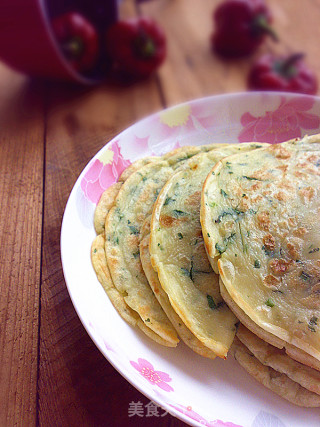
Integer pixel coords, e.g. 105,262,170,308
0,0,118,84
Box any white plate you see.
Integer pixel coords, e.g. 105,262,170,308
61,92,320,427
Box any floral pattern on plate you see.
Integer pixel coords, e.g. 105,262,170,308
238,96,320,143
251,411,287,427
169,403,243,427
134,102,216,155
130,358,174,392
81,139,131,204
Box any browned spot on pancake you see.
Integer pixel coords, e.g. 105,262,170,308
269,144,291,159
278,181,294,191
293,227,307,237
274,191,287,201
250,167,273,181
299,186,315,202
263,274,281,289
302,164,318,175
257,211,271,231
298,161,310,169
269,258,293,276
302,283,320,309
263,234,275,251
294,170,307,178
186,190,201,206
152,281,160,294
251,182,263,191
288,217,297,227
307,154,319,163
287,242,300,259
252,195,263,204
128,234,140,247
159,214,187,227
277,164,288,173
238,198,249,210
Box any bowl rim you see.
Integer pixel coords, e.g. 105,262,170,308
39,0,106,85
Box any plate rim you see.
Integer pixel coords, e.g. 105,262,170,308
60,91,320,427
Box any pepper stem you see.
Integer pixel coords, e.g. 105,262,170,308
134,32,156,59
276,53,305,78
253,15,278,42
61,37,84,59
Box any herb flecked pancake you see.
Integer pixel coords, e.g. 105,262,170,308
94,156,158,235
201,134,320,362
104,144,223,344
220,278,320,371
140,216,217,359
92,155,179,346
236,324,320,396
149,143,266,358
91,234,178,346
231,337,320,407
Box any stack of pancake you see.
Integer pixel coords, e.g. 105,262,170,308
91,134,320,407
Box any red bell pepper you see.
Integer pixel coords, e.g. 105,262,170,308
248,53,318,95
212,0,277,58
51,12,99,72
105,17,166,79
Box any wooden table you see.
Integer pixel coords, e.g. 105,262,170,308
1,0,320,425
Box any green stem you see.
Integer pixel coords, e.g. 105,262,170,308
253,15,278,42
61,37,84,59
275,53,305,79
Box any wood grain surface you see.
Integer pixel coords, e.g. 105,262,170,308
0,66,45,427
1,0,320,426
